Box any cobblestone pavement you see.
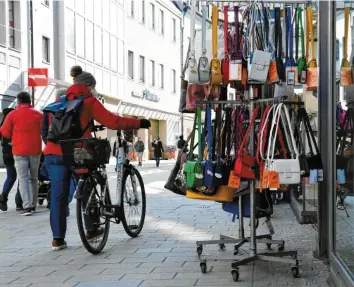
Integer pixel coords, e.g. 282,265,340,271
0,165,330,287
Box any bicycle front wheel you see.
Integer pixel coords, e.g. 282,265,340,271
76,175,110,254
120,167,146,238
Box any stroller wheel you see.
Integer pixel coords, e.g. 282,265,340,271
38,199,44,206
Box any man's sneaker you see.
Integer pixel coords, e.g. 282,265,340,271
0,194,8,212
52,239,67,251
21,209,32,216
31,207,36,213
85,227,105,240
16,206,23,212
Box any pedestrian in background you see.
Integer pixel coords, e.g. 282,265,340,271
152,136,164,167
0,108,22,212
134,137,145,166
177,135,186,152
0,92,42,216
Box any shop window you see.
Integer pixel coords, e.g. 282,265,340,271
139,55,145,83
94,0,102,25
102,0,110,28
150,3,155,30
103,31,110,68
159,9,164,35
118,39,124,75
110,2,118,35
86,0,94,20
128,50,134,79
150,60,155,86
42,36,50,63
111,36,118,71
8,1,21,50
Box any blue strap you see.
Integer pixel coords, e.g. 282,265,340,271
206,106,212,161
289,9,294,59
285,7,289,60
274,8,282,59
286,7,293,60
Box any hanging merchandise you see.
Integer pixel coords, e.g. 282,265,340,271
285,7,297,85
340,6,353,86
272,7,285,84
222,107,234,185
179,41,192,113
222,5,230,85
211,5,223,85
246,2,271,84
202,106,215,186
184,107,204,188
229,6,243,85
188,0,198,84
305,6,319,91
198,2,211,83
295,7,307,84
213,106,225,186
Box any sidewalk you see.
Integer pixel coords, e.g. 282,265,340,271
0,168,330,287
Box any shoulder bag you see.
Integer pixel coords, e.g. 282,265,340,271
187,0,199,84
198,2,211,83
295,7,307,84
210,5,223,85
221,5,230,85
340,6,353,86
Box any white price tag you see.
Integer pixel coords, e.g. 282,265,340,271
229,60,242,81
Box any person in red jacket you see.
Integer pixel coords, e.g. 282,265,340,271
0,92,42,216
44,66,151,251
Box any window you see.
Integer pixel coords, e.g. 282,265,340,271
8,1,21,50
130,0,134,18
159,64,164,89
42,0,49,7
86,0,94,20
94,26,102,64
139,55,145,83
111,36,118,71
171,69,176,93
150,3,155,30
42,36,50,63
159,10,164,35
128,50,134,79
85,21,94,61
110,2,117,35
94,0,102,24
118,8,124,38
118,39,124,74
76,15,85,57
103,31,110,67
0,2,6,45
139,0,145,24
172,18,176,42
150,60,155,86
102,0,110,28
66,8,75,53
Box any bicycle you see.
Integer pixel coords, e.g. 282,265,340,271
59,125,146,254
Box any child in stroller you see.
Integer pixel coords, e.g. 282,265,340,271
38,154,51,208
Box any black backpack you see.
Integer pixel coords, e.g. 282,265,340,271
43,95,91,143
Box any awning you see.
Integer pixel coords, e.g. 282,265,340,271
117,101,182,122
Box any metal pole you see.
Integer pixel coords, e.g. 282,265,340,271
180,14,184,137
29,0,35,107
317,0,336,259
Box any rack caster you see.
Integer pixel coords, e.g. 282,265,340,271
219,243,226,250
231,268,239,282
291,266,299,278
200,262,207,274
197,245,203,256
278,244,284,251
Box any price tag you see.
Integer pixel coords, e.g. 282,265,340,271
286,67,297,85
268,61,279,83
229,60,242,81
340,67,353,86
228,172,241,189
309,169,318,184
261,171,269,189
306,67,319,89
317,169,323,182
300,69,307,84
268,171,280,190
337,169,346,184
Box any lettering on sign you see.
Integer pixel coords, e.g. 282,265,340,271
131,89,160,102
28,68,48,86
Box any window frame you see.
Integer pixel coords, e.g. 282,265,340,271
140,0,145,24
171,69,176,93
159,63,164,89
128,50,134,80
139,55,145,83
159,9,164,36
150,60,155,86
172,18,176,42
150,3,155,30
42,36,50,63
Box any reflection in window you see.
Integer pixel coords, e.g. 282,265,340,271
150,60,155,86
8,1,21,50
110,2,117,35
150,3,155,30
159,9,164,35
94,0,102,24
102,0,110,28
171,69,176,93
140,0,145,24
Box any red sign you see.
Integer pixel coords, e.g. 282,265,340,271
28,68,48,86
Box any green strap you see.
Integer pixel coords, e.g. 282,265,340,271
188,112,197,160
298,7,305,58
197,107,202,161
295,8,299,60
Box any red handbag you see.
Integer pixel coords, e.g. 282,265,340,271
222,5,229,85
233,106,261,179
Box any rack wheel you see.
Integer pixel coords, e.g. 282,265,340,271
266,243,272,250
197,246,203,256
219,243,225,250
200,262,207,274
292,266,299,278
38,199,44,206
231,269,239,282
278,244,284,252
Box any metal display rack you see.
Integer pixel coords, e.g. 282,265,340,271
194,95,304,282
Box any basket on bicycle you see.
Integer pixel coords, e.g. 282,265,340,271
59,138,111,166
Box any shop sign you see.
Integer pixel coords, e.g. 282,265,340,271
131,89,160,102
28,68,48,86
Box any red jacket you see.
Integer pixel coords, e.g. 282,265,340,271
0,104,43,156
43,84,141,156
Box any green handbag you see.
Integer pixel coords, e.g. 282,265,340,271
184,107,204,188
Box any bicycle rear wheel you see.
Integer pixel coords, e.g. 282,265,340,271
120,167,146,238
76,175,110,254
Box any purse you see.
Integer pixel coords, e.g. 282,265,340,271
229,6,243,87
187,1,198,84
284,7,297,85
184,107,204,189
221,5,230,85
305,7,318,91
210,5,223,85
340,7,353,87
295,7,307,84
179,42,193,113
198,3,210,83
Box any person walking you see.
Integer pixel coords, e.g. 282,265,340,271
0,108,21,212
177,135,186,152
152,136,164,167
43,66,151,251
0,92,42,216
134,137,145,166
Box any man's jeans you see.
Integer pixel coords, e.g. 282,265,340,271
14,155,40,210
2,163,19,199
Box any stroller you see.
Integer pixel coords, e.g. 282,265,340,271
37,154,51,208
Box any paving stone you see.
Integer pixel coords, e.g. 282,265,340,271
140,279,197,287
11,275,72,284
66,275,124,282
101,267,154,275
75,280,142,287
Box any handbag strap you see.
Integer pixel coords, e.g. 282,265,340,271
306,7,315,61
300,108,320,156
201,2,207,56
266,103,283,162
260,104,277,161
223,5,229,61
206,106,212,161
344,6,350,61
188,112,198,160
238,106,261,158
225,108,233,158
216,106,223,163
212,5,218,60
234,6,240,55
285,7,294,60
295,7,305,59
257,105,272,165
197,106,202,161
189,0,196,61
274,7,282,59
